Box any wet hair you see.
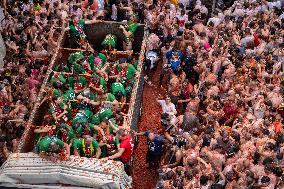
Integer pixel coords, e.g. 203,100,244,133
115,91,123,101
116,129,126,137
208,21,214,28
276,134,284,145
232,131,240,142
200,13,206,20
202,135,211,147
261,176,270,183
210,184,223,189
248,21,255,28
173,179,184,189
184,171,193,180
176,167,183,176
200,175,209,185
188,159,197,167
226,171,236,181
200,32,206,38
276,152,284,160
266,142,275,151
165,170,174,180
262,128,270,136
263,157,274,166
205,126,215,134
270,27,276,35
273,167,283,177
165,4,170,10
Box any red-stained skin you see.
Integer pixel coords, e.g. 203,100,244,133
132,64,165,189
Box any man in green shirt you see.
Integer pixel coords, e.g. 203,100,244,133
62,87,76,104
67,15,99,50
72,135,101,158
69,16,87,43
111,82,126,101
74,76,88,93
90,74,107,94
35,136,69,155
77,88,100,110
67,52,85,65
50,96,71,124
119,15,138,51
97,107,113,122
101,93,118,108
72,109,93,127
118,62,136,96
49,71,67,88
56,123,75,144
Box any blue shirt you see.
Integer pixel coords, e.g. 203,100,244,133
165,50,183,63
144,131,165,155
169,59,181,71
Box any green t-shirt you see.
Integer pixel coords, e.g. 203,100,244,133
67,51,85,64
67,76,75,88
52,89,62,98
72,137,99,157
49,72,66,85
99,77,107,92
72,110,93,126
80,88,97,101
73,63,86,74
78,76,87,86
87,54,95,71
74,76,88,90
69,20,86,39
126,64,136,81
56,125,74,143
36,136,64,153
106,93,116,102
98,108,113,122
108,118,118,134
91,114,101,125
127,20,137,33
111,82,126,96
63,88,76,102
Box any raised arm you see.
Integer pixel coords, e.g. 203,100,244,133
96,147,101,159
85,19,103,25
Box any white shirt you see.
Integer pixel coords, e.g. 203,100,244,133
232,8,245,17
267,0,282,10
158,100,177,115
176,14,188,31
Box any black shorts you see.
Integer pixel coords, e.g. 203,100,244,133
114,158,131,175
146,151,162,167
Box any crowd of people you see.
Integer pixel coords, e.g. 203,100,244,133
0,0,284,188
0,0,66,165
139,0,284,188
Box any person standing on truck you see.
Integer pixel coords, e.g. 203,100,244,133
72,135,101,158
102,129,134,175
66,15,101,50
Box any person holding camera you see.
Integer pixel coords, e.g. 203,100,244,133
136,130,165,168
